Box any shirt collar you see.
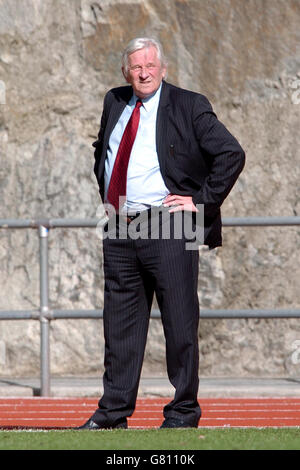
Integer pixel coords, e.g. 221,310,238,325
132,82,162,112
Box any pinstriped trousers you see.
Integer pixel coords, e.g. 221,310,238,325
92,211,201,427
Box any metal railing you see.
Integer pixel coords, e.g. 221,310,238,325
0,216,300,396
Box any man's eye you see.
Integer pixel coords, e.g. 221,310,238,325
130,64,157,72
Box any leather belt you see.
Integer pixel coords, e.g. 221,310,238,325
118,209,152,225
126,213,141,224
115,206,168,225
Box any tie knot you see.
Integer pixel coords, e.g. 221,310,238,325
135,99,142,109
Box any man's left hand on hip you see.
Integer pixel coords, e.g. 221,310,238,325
163,194,199,212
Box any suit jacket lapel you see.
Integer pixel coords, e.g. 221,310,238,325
99,86,133,178
156,80,170,178
104,87,133,152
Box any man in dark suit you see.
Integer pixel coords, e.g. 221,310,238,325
77,37,245,430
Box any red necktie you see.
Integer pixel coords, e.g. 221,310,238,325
107,99,142,210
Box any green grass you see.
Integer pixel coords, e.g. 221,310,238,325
0,428,300,450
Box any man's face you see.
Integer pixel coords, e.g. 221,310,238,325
123,46,166,99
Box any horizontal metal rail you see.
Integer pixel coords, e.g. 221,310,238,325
1,215,300,229
0,216,299,396
1,308,300,320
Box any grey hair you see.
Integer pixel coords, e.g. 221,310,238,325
122,37,168,75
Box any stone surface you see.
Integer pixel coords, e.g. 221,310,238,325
0,0,300,378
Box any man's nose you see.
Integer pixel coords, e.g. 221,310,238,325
139,67,150,78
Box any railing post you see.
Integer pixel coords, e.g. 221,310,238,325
39,224,50,396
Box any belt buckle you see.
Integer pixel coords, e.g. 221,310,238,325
126,213,140,224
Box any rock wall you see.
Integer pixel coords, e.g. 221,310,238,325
0,0,300,379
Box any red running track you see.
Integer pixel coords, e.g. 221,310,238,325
1,397,300,429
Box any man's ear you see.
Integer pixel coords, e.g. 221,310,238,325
122,66,129,83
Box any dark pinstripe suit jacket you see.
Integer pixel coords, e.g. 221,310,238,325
93,80,245,248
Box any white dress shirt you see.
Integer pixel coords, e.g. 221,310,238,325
104,83,170,213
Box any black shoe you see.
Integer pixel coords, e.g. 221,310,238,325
75,417,127,430
160,417,198,429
